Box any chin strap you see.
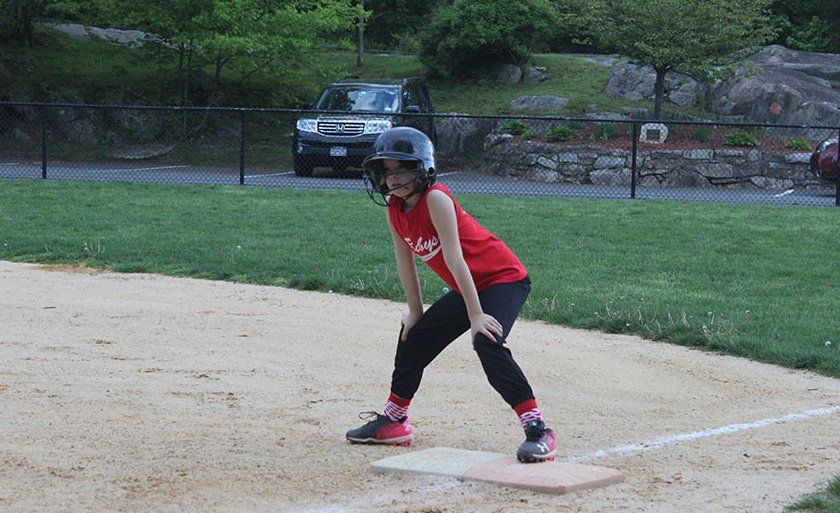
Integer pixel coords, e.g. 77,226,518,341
400,177,425,201
367,174,429,208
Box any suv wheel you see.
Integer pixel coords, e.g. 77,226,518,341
293,155,313,177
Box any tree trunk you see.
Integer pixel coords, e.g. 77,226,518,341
13,0,36,48
210,50,225,106
182,45,193,138
356,21,364,67
178,45,186,106
653,66,667,120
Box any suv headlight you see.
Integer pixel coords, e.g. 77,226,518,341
296,119,318,133
364,119,393,135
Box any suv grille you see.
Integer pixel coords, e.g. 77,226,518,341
318,121,365,136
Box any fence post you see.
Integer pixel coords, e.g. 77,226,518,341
836,127,839,207
630,122,638,199
40,105,48,179
239,109,246,185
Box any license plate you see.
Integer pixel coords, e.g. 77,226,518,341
330,146,347,157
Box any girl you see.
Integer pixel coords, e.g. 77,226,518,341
346,127,555,463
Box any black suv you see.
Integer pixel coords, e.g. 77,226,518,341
292,77,436,176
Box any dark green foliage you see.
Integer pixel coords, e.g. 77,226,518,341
417,0,558,77
0,0,44,47
5,0,362,107
362,0,447,49
769,0,840,53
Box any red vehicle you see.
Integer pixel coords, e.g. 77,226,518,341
810,137,838,181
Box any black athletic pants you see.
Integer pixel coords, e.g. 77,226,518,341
390,276,535,409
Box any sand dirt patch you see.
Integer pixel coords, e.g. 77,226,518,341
1,260,838,513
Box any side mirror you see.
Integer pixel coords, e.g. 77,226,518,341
404,105,421,113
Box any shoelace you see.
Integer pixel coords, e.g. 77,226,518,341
357,411,384,425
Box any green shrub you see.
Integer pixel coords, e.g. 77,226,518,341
692,127,710,143
417,0,558,78
521,129,540,140
593,123,619,141
784,138,812,151
723,131,760,147
546,125,576,141
498,119,529,136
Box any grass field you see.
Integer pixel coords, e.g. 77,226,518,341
2,179,838,380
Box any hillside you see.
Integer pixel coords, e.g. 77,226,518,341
0,24,663,117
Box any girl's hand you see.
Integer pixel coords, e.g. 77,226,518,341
400,311,423,341
470,313,503,342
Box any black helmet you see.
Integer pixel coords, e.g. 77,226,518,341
362,127,436,205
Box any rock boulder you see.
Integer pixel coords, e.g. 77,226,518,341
711,46,840,130
607,45,840,129
606,61,706,107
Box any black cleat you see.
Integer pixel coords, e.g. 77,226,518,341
516,420,556,463
346,412,413,446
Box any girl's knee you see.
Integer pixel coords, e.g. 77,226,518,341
473,334,506,352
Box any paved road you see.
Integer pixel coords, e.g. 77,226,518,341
1,160,837,207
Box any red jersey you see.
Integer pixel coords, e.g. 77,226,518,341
388,184,527,293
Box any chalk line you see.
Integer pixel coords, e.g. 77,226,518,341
565,405,840,463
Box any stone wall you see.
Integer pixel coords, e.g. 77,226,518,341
482,135,829,191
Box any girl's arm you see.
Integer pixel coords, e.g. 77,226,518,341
385,208,424,341
426,190,503,342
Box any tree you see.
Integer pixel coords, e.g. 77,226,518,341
565,0,776,119
418,0,557,78
769,0,840,53
1,0,47,47
88,0,363,106
362,0,446,50
33,0,361,105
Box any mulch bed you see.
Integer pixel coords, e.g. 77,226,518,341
515,124,816,154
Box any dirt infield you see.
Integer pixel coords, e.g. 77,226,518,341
2,260,839,513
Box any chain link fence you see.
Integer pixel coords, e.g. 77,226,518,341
1,101,838,206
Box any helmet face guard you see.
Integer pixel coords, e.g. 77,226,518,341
362,127,436,206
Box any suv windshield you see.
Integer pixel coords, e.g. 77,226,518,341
315,86,400,113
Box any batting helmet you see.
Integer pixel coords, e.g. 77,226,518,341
362,127,436,205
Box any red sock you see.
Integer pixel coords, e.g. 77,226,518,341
514,398,543,429
383,392,411,422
